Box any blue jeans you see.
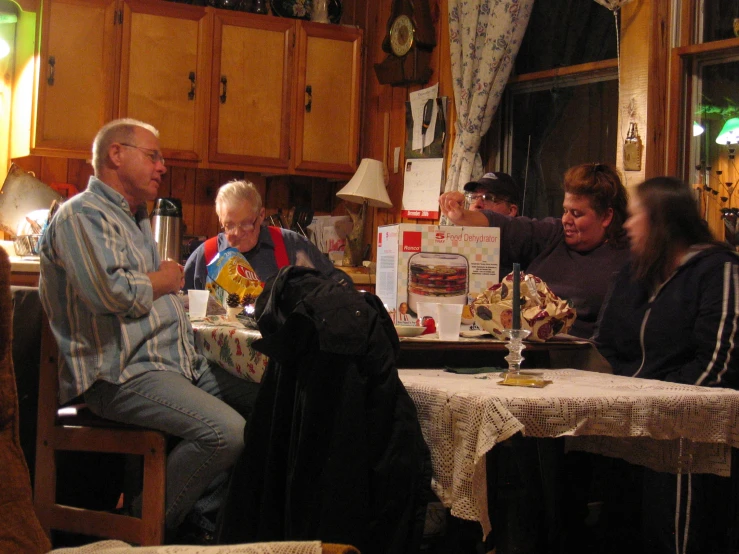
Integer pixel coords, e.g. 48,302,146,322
84,363,260,532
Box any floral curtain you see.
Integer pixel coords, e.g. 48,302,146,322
444,0,534,196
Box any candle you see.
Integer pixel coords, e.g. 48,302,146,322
512,263,521,330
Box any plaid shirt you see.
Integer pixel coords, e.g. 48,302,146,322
39,177,207,403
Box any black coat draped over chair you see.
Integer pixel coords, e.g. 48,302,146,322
219,266,432,554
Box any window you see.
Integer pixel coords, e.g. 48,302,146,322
504,75,619,218
483,1,620,218
691,0,739,43
671,1,739,241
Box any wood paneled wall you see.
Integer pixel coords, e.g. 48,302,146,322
349,0,455,257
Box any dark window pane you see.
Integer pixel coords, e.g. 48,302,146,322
514,0,617,75
509,79,619,219
700,1,739,43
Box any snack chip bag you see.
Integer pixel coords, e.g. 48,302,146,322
471,273,576,342
205,247,263,309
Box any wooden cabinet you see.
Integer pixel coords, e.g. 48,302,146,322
209,15,362,177
34,0,117,157
118,0,210,162
209,11,294,170
23,0,361,177
293,22,362,176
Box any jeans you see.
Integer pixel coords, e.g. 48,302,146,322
84,363,260,532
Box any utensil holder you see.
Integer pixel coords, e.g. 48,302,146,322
13,234,41,256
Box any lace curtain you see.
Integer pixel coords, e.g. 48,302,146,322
443,0,533,195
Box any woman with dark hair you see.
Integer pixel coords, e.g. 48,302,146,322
440,162,630,338
593,176,739,554
596,176,739,386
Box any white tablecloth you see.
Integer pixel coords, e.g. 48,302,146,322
50,539,325,554
399,368,739,536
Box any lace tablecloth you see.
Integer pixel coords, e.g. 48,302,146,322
399,368,739,537
50,539,325,553
192,316,268,383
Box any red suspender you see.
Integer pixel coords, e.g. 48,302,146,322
204,228,288,268
268,226,289,268
204,236,219,265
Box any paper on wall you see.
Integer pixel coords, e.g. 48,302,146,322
401,158,444,219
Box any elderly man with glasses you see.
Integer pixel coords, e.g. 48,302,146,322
184,179,347,292
463,172,521,217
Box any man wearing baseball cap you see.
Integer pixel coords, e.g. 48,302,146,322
463,172,520,216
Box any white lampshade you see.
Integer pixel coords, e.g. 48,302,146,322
336,158,393,208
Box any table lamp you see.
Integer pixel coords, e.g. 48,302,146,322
336,158,393,266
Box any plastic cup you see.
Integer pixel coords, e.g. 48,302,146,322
188,290,209,319
436,303,464,341
416,302,436,324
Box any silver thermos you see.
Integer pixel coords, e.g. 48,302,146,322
151,198,183,263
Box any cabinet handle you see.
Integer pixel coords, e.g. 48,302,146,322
47,56,55,86
220,76,227,104
305,85,312,113
188,71,196,100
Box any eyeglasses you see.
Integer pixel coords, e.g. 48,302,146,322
465,192,508,204
221,216,259,234
119,143,166,165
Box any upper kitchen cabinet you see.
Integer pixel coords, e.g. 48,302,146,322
208,11,294,171
33,0,117,157
292,22,362,177
16,1,362,177
118,0,210,162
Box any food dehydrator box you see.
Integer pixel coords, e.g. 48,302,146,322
376,224,500,330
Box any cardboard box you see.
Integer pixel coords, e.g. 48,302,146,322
376,224,500,330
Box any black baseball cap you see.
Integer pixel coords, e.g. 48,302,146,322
463,172,521,206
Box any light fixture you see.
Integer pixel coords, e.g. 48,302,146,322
0,5,17,61
336,158,393,267
693,121,705,136
716,118,739,145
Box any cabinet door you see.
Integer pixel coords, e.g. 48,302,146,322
293,22,362,177
119,0,210,162
209,12,294,169
34,0,117,156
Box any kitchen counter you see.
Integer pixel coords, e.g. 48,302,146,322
1,241,377,289
1,241,40,286
340,266,375,286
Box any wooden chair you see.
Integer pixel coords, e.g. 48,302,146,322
34,318,167,545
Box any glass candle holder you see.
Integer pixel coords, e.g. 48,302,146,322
501,328,531,376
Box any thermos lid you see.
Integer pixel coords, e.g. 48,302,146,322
151,198,182,218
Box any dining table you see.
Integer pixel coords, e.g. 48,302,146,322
395,332,602,369
190,317,739,537
400,368,739,537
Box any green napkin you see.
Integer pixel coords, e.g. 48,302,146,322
444,366,504,374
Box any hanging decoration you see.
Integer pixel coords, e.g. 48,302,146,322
593,0,637,178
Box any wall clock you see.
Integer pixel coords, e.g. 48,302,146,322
374,0,436,86
389,14,415,57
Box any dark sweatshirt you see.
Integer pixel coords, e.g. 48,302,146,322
482,211,629,339
595,245,739,388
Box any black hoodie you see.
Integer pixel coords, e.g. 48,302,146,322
595,245,739,388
